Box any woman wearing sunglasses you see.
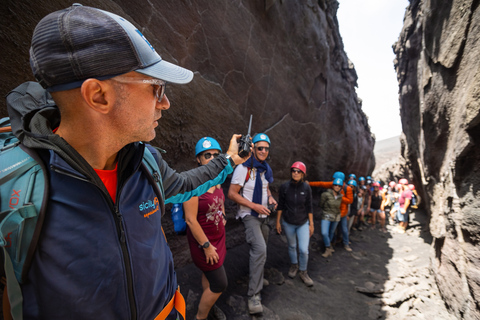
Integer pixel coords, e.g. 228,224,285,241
184,137,227,320
276,162,314,286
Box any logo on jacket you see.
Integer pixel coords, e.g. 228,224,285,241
139,197,159,218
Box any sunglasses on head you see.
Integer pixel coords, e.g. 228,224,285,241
203,152,220,159
256,146,270,152
291,169,302,174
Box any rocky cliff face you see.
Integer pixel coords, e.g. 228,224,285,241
0,0,374,265
394,0,480,318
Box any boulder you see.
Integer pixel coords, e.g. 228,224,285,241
394,0,480,318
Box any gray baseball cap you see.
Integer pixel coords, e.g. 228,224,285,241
29,4,194,92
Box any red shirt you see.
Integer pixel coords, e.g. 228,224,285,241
94,164,118,203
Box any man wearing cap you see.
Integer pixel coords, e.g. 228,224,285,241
228,133,277,315
2,5,249,319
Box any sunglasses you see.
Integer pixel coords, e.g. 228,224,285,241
256,146,270,152
111,77,167,103
291,169,302,174
203,152,220,160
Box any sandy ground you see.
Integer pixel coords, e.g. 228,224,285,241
177,209,457,320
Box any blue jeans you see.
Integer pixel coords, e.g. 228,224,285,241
340,216,349,246
282,220,310,271
321,219,339,247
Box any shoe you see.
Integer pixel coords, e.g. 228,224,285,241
208,304,226,320
263,278,269,286
322,246,333,258
344,245,352,252
248,293,263,314
299,270,314,287
288,264,299,278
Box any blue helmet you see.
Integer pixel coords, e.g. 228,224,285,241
195,137,222,156
333,171,345,181
367,176,372,180
333,178,344,186
348,180,357,187
349,174,356,180
252,133,271,145
359,176,365,182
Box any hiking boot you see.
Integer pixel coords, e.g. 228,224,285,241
299,270,314,287
322,246,333,258
248,293,263,314
263,278,269,286
344,245,352,252
208,304,226,320
288,264,299,278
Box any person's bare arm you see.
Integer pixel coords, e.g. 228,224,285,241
227,184,271,216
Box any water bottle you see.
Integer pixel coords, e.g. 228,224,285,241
171,203,187,235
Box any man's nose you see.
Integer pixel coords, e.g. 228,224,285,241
157,94,170,110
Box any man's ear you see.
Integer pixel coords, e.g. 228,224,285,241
80,79,114,114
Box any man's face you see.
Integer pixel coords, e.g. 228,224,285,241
253,141,270,162
110,72,170,143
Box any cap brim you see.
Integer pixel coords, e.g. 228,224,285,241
136,59,194,84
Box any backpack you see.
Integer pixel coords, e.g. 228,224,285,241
0,117,168,319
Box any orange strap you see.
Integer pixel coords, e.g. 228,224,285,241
154,287,185,320
0,126,12,133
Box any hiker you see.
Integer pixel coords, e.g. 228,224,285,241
408,184,420,210
347,179,358,232
358,176,366,188
184,137,229,320
352,185,367,231
366,182,387,232
1,5,250,319
309,171,354,252
275,162,314,287
396,178,413,233
227,133,277,314
319,177,344,258
383,181,399,224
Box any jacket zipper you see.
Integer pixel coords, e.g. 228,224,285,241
51,165,138,319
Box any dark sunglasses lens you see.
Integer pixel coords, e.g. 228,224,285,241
203,152,219,159
292,169,301,173
258,147,270,152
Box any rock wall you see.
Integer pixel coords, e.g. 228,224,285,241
394,0,480,318
0,0,374,266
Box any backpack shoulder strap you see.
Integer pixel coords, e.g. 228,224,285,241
0,117,49,319
141,145,166,215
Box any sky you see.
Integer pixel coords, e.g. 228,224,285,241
336,0,409,141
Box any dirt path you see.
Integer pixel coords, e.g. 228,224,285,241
177,210,457,319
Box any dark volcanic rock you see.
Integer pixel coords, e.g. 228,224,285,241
1,0,374,266
394,0,480,318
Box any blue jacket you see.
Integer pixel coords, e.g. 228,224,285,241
7,82,233,319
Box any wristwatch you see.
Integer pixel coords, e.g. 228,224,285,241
225,154,236,168
199,241,210,249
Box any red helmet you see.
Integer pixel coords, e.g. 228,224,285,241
291,161,306,174
399,178,408,185
408,184,415,190
389,181,396,188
